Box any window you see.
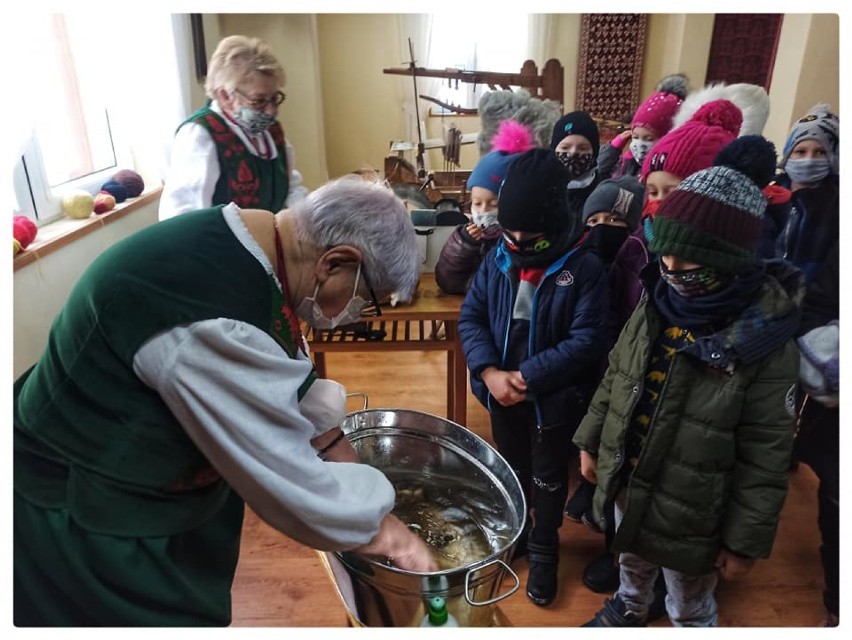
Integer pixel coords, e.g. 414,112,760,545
5,13,190,225
426,13,531,112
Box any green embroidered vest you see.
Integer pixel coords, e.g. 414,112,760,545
14,206,314,536
181,105,290,211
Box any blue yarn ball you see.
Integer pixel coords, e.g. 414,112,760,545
101,180,128,203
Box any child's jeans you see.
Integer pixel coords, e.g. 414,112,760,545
614,495,719,627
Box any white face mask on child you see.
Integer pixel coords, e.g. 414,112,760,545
630,139,654,165
472,210,500,229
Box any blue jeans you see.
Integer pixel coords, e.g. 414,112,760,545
614,496,719,627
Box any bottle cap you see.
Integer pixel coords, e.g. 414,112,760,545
428,596,448,625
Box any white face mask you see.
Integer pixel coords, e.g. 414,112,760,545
630,139,654,165
296,263,369,330
471,210,500,229
234,106,276,134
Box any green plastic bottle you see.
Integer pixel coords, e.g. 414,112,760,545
419,596,459,627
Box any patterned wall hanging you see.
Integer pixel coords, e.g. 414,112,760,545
575,14,648,124
705,14,783,90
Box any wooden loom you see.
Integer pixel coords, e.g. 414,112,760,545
382,46,565,209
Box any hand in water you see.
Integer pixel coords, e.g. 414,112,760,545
355,514,439,572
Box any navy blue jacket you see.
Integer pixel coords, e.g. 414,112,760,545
459,241,609,430
773,173,839,283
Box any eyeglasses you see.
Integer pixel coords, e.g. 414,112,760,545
360,264,383,318
232,88,287,110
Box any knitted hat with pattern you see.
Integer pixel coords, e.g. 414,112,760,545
581,176,645,230
641,99,742,181
631,74,689,137
780,103,839,174
550,110,600,158
649,135,777,273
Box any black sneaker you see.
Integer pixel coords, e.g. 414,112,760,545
564,479,596,523
582,595,648,627
582,551,620,593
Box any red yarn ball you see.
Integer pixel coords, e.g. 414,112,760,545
112,169,145,198
13,215,38,249
93,191,117,214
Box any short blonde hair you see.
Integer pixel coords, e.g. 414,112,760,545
204,35,285,98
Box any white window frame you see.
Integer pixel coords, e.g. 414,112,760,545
7,13,191,226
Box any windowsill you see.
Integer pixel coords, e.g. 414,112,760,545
13,187,162,273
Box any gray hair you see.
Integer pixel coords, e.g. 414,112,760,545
205,35,285,97
290,176,420,301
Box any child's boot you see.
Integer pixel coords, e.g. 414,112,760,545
525,531,560,606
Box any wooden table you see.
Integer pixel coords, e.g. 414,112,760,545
303,274,468,425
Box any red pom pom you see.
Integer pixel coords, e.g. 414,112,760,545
490,120,536,155
13,215,37,249
692,99,742,137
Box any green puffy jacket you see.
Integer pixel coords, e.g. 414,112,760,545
573,268,801,576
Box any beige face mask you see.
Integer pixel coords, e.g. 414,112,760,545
296,263,368,329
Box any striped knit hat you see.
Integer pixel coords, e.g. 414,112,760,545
648,136,777,273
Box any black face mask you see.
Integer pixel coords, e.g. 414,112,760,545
502,231,553,257
584,224,630,264
503,229,575,268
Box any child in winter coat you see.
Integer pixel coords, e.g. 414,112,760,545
574,138,804,627
597,74,688,180
458,148,609,607
564,176,644,528
771,103,839,283
435,121,535,294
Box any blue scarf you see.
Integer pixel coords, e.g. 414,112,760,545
644,260,804,369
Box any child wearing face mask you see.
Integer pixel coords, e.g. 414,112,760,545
435,120,536,295
771,104,839,283
549,111,603,221
597,74,689,181
608,99,742,350
580,176,644,266
458,148,609,608
562,175,643,536
579,100,743,604
575,141,804,628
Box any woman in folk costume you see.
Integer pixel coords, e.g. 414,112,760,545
159,35,309,220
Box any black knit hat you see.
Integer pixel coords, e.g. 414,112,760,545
497,148,576,235
550,110,600,158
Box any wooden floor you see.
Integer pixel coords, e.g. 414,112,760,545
230,350,828,628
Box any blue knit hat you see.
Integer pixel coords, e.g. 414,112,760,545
466,150,521,194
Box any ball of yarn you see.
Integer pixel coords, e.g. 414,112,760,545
112,169,144,198
62,189,95,220
100,180,128,203
93,191,117,214
13,215,38,248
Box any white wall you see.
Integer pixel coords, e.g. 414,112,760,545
13,202,159,379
